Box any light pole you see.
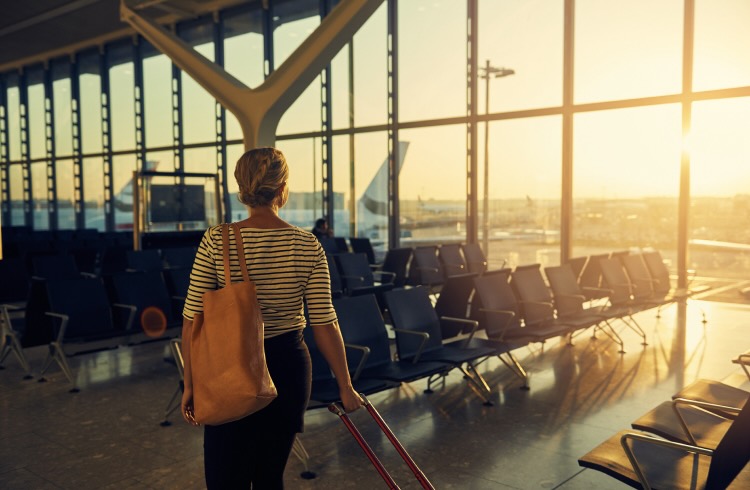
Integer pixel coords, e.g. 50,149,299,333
480,60,514,257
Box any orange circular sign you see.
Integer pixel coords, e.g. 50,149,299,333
141,306,167,338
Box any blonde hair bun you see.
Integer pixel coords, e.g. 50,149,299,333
234,147,289,208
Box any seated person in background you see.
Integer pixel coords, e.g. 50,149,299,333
311,217,333,240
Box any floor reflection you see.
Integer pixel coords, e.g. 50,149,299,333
1,299,749,489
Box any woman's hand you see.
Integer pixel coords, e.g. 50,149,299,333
339,385,365,413
181,390,199,426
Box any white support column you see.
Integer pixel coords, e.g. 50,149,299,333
120,0,384,149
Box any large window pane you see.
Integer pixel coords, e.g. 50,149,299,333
273,1,319,67
331,45,350,130
277,76,322,135
184,147,217,175
575,0,683,104
353,3,387,127
224,8,265,88
275,138,318,229
484,116,562,269
573,105,681,260
52,62,73,157
113,155,136,230
398,0,466,122
31,161,48,229
479,0,563,113
182,42,216,145
694,0,750,92
83,157,105,231
110,59,136,152
27,75,46,161
354,131,388,247
690,97,750,279
56,159,75,229
143,52,173,148
79,53,103,155
332,135,352,237
398,125,466,245
9,164,23,225
273,2,321,136
6,79,21,161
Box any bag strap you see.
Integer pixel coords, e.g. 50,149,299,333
230,222,251,283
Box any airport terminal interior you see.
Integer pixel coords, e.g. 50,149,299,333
2,0,750,488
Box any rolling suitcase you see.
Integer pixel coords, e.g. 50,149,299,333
329,394,435,489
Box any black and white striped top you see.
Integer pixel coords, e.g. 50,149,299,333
182,225,337,338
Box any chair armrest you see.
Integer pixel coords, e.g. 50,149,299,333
373,270,396,284
344,343,371,381
519,301,554,325
440,316,479,343
670,398,742,446
736,351,750,381
0,303,24,312
392,328,430,364
44,312,70,343
80,272,98,279
582,286,613,296
112,303,137,331
620,432,713,490
340,274,366,281
555,294,585,316
414,266,440,273
479,308,516,340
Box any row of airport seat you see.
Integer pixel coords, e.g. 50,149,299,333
578,351,750,488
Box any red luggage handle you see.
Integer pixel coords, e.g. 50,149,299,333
328,403,400,489
329,394,436,490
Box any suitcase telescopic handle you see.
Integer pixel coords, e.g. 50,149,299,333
329,403,400,489
360,394,436,490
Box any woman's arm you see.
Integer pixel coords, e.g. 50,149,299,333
181,318,199,425
311,322,364,412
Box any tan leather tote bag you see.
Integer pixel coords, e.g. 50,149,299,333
190,223,277,425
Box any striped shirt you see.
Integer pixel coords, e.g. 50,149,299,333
182,225,337,337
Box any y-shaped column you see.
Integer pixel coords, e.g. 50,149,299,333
121,0,384,149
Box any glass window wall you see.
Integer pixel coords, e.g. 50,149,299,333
31,161,48,229
575,0,683,104
397,125,466,246
56,159,75,229
690,97,750,278
83,157,105,231
353,2,387,128
78,52,103,155
478,0,563,113
482,116,562,269
572,105,682,264
398,0,466,122
143,51,173,149
52,62,73,157
27,71,46,161
694,0,750,92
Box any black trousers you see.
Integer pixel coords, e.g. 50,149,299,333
204,330,312,489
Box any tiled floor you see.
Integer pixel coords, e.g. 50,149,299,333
1,297,749,489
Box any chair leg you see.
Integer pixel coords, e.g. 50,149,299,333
425,372,447,394
621,315,648,346
497,352,529,390
160,386,182,426
599,320,626,354
459,362,493,405
292,436,316,479
39,342,78,392
1,325,33,379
